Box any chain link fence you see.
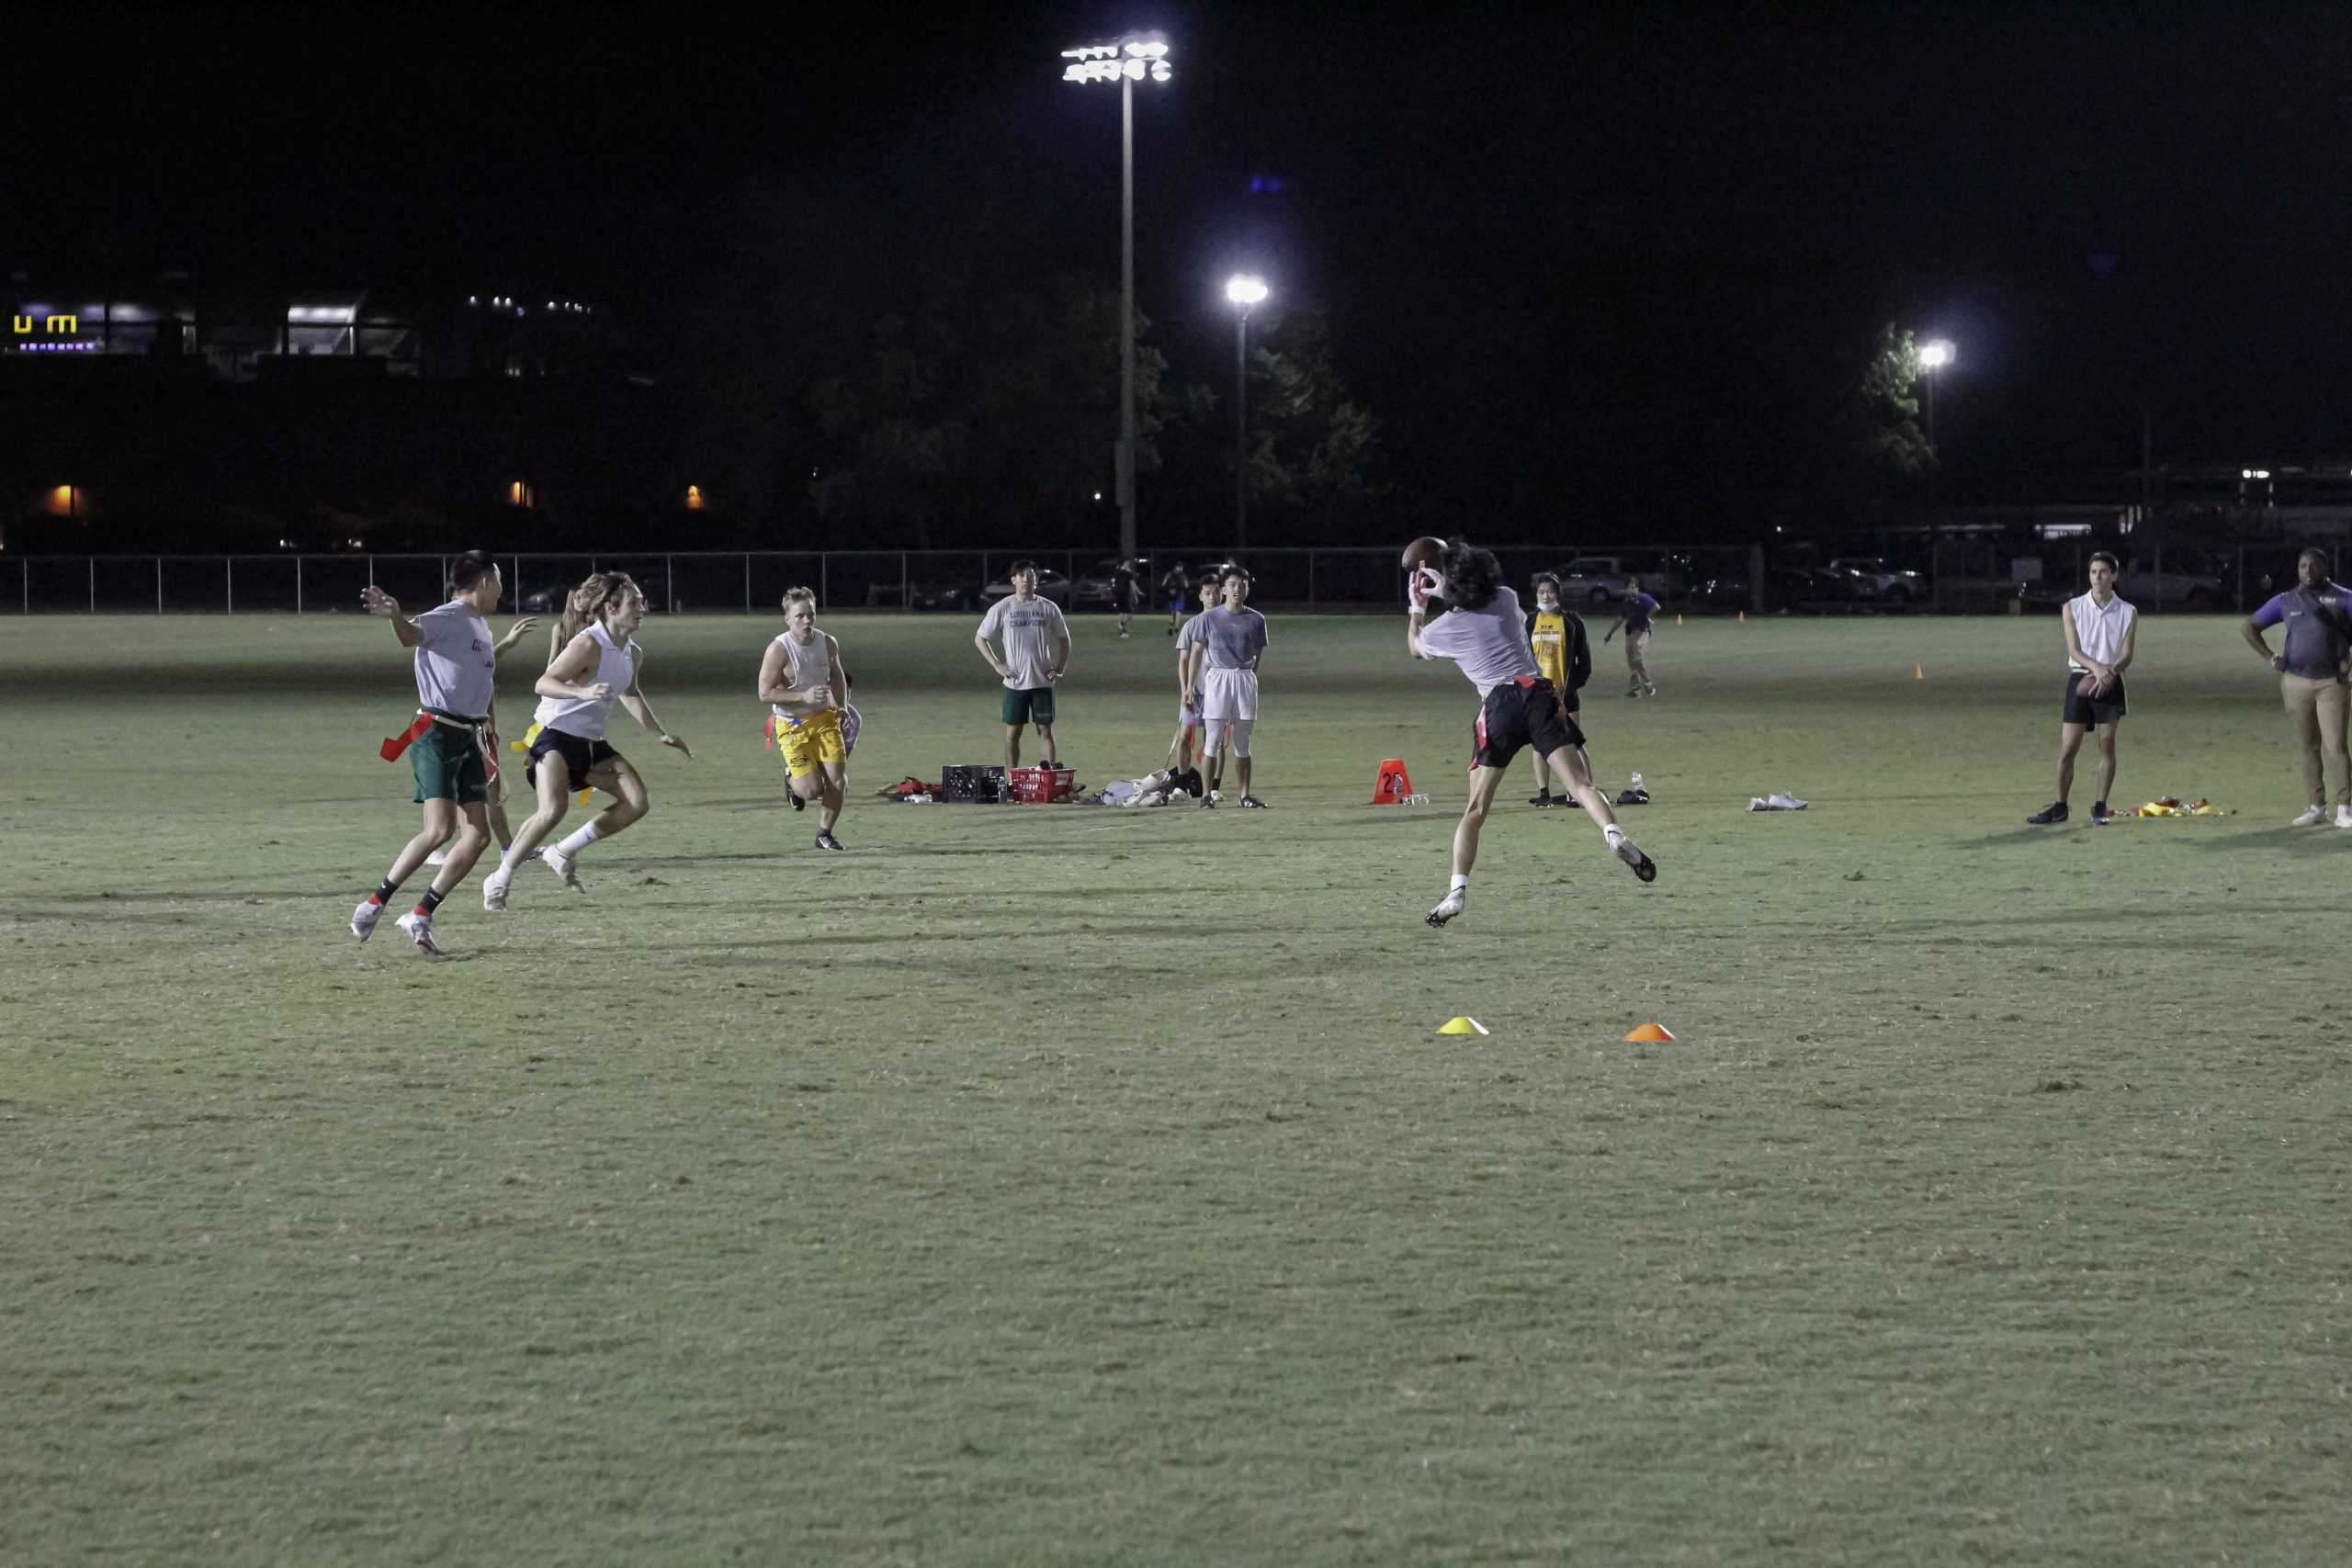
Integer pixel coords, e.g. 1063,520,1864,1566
4,540,2324,615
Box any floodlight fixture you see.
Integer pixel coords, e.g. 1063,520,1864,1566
1919,339,1955,369
1226,275,1269,308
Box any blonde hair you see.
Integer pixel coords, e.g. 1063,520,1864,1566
782,585,817,612
552,574,605,647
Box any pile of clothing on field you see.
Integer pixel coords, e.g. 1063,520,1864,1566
1747,791,1810,812
1093,766,1204,807
2124,795,2226,818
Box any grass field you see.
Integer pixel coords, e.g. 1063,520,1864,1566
5,607,2348,1566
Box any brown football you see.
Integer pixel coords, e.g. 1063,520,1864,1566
2075,673,2104,697
1400,536,1446,574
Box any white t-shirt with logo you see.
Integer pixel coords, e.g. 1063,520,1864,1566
979,594,1069,690
412,600,496,718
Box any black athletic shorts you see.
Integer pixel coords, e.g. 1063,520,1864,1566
2061,672,2127,727
526,725,621,787
1475,676,1583,769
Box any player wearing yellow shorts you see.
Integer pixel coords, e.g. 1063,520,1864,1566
756,586,852,851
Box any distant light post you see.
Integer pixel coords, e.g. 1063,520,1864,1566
1061,34,1173,561
1225,275,1268,548
1919,338,1954,500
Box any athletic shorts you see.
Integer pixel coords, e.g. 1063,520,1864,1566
1202,666,1259,722
1474,677,1582,770
411,719,490,805
1002,686,1057,727
773,708,848,772
526,725,621,788
2061,672,2127,726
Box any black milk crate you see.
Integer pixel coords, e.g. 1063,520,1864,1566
942,764,1009,804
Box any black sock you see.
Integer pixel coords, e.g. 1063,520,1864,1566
373,878,399,904
413,887,446,917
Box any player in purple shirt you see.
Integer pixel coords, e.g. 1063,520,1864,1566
2241,547,2352,826
1602,577,1660,697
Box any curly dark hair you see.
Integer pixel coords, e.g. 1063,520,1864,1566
1438,538,1503,611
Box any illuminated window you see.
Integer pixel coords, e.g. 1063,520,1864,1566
684,485,705,510
508,481,536,509
43,484,84,517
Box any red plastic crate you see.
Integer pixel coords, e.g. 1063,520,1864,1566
1007,764,1074,804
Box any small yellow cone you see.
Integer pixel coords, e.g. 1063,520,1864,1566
1438,1016,1489,1036
1915,663,1924,680
1624,1022,1676,1043
1676,613,1684,626
510,739,527,752
576,789,593,806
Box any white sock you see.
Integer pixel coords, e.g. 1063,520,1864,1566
1449,874,1469,894
1604,824,1626,847
556,823,603,857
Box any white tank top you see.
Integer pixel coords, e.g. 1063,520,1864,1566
769,631,835,719
535,623,635,740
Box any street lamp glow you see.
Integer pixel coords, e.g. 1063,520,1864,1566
1919,339,1954,369
1226,275,1269,307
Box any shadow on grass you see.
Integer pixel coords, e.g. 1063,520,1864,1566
2175,826,2352,852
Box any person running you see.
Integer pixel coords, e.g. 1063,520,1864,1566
1181,566,1271,807
2240,547,2352,826
1113,558,1141,638
975,561,1069,772
350,550,518,955
2028,551,2137,827
1159,558,1192,636
1408,540,1655,927
482,573,690,906
424,615,539,864
1602,574,1660,697
1525,572,1592,807
757,586,852,851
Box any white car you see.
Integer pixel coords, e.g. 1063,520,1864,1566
1826,557,1927,604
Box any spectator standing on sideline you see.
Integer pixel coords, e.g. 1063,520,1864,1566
1113,558,1141,638
2028,552,2136,827
2240,547,2352,826
1180,566,1271,807
976,561,1070,772
1525,572,1592,807
1159,559,1192,636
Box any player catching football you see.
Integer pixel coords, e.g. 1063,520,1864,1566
1405,537,1655,927
2026,550,2136,827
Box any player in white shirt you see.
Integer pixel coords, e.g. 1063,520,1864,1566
2027,551,2138,827
975,561,1071,772
757,586,853,851
1408,540,1656,927
351,551,532,954
482,573,691,907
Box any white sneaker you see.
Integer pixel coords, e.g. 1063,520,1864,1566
392,910,441,954
350,898,384,942
424,848,449,866
2292,805,2328,827
544,845,588,892
2337,806,2352,829
1426,890,1466,927
483,871,510,911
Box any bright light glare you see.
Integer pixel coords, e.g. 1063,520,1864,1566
1062,37,1172,83
1226,275,1269,307
1919,339,1954,369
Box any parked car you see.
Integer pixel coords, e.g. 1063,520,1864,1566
1551,556,1674,606
1826,556,1928,604
1770,566,1864,611
978,565,1073,608
2118,556,2224,612
1073,557,1149,609
866,572,984,611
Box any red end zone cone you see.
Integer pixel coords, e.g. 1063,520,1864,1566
1372,758,1414,805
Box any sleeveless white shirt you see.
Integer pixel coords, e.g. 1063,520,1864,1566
2065,592,2135,672
535,623,636,739
769,631,837,720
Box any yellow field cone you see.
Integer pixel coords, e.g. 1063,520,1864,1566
1438,1016,1489,1036
1915,663,1924,680
1624,1022,1675,1043
1676,613,1684,626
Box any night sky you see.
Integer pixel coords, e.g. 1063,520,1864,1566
10,3,2352,534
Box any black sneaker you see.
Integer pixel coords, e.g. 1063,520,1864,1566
1529,792,1554,807
814,830,844,852
787,790,806,812
2025,802,2069,825
2090,801,2112,826
1182,767,1203,797
1238,795,1268,809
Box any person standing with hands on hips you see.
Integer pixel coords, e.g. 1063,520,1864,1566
2240,547,2352,826
975,561,1070,773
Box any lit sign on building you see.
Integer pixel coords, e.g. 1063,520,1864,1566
11,310,86,350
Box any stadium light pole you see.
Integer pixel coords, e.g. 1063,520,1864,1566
1918,339,1954,502
1060,35,1172,562
1225,275,1268,549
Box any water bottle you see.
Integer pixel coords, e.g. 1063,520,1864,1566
1630,772,1645,792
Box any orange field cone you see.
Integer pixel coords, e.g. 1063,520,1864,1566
1623,1022,1675,1043
1371,758,1414,806
1915,663,1924,680
1438,1016,1489,1036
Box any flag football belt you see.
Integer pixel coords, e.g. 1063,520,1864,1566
380,707,491,762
